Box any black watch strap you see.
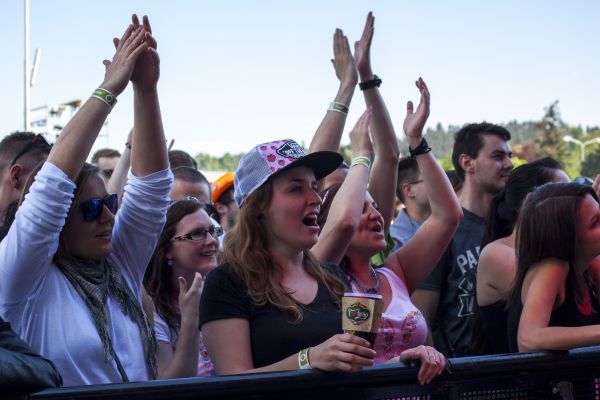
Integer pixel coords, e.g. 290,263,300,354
409,138,431,157
359,75,382,91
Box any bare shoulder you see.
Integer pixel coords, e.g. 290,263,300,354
478,240,516,279
522,258,569,300
528,258,569,277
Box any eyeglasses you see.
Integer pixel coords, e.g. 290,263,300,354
169,196,216,217
80,194,119,222
172,225,224,242
407,179,424,185
10,134,52,167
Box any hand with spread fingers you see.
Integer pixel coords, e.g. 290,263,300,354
354,11,374,79
101,23,149,97
391,345,447,385
403,77,431,148
309,334,376,372
331,28,358,89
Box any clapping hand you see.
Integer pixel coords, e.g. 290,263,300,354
112,14,160,89
331,28,358,89
403,78,430,148
101,24,149,96
354,12,374,79
349,108,374,161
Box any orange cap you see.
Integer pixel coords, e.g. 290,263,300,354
211,172,234,203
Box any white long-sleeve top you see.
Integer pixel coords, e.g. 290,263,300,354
0,162,173,386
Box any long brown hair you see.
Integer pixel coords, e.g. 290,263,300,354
222,177,347,323
508,182,598,309
144,199,204,332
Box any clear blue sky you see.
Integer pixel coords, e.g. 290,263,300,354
2,1,599,157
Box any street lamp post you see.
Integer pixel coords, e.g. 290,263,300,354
562,136,600,162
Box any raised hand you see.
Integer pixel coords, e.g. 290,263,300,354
392,345,447,385
309,334,376,371
113,14,160,88
354,12,374,78
403,78,431,147
178,273,204,325
349,107,374,160
101,24,148,96
331,28,358,89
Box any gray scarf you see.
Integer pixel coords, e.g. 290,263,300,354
56,256,157,382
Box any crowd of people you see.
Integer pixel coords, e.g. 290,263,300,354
1,11,600,397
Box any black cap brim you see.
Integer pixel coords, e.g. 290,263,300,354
275,151,343,181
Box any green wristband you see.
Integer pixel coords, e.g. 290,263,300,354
92,88,117,110
350,156,371,170
328,101,349,115
298,348,312,369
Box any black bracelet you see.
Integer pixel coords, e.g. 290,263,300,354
408,138,431,157
359,75,382,91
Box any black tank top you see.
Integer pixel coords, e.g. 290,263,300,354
479,301,510,354
507,278,600,352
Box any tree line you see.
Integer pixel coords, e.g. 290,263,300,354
195,101,600,179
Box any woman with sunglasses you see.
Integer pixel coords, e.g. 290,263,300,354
0,15,171,386
144,198,222,378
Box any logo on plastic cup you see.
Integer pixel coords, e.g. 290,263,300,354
345,302,371,325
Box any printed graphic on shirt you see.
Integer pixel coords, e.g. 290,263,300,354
456,246,480,317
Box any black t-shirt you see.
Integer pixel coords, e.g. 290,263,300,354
199,263,348,368
418,208,485,357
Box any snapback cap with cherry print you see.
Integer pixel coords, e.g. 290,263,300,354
234,139,343,207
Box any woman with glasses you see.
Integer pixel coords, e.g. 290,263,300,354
0,15,171,386
144,198,222,377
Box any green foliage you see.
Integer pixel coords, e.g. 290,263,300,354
511,156,527,169
195,152,243,171
193,102,595,177
579,128,600,178
534,101,570,162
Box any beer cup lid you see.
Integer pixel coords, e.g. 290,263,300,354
343,292,383,300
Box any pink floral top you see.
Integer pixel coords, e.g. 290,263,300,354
351,267,427,363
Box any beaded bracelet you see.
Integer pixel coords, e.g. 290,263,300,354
92,88,117,110
350,156,372,170
328,101,349,116
298,348,312,369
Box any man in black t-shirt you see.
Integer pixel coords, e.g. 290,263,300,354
411,123,513,357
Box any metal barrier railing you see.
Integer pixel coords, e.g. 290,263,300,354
30,345,600,400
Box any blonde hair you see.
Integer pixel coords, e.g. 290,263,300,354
222,178,347,322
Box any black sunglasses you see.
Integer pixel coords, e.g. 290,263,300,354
80,194,119,222
10,134,52,167
169,196,216,217
172,225,224,242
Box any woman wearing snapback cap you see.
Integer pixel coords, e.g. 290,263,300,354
200,111,379,374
